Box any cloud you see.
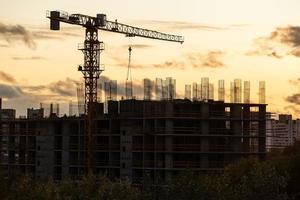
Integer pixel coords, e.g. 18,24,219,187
12,56,45,60
110,50,226,70
188,51,226,68
284,105,300,117
0,75,79,99
0,22,81,49
0,22,36,49
286,94,300,105
0,75,81,116
153,60,185,69
268,26,300,47
0,84,24,98
248,26,300,58
288,78,300,86
284,78,300,117
246,50,283,59
48,78,79,97
0,43,8,48
0,71,17,83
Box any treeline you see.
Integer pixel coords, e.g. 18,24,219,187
1,143,300,200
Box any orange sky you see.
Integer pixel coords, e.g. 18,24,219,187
1,0,300,117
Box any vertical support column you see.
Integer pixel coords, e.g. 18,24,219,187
231,105,242,154
165,102,173,181
243,81,250,103
258,105,266,160
200,103,209,168
184,84,191,100
259,81,266,104
243,105,250,153
218,80,225,101
120,126,133,181
144,78,153,100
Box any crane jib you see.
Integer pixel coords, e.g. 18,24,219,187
47,10,184,43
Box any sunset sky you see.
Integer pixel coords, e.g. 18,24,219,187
1,0,300,117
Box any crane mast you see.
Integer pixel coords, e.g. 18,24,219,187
47,10,184,175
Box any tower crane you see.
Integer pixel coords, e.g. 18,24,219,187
47,10,184,175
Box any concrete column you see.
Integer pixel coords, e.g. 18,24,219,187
231,105,242,153
165,102,173,181
36,122,54,179
120,127,132,181
258,105,266,160
200,103,209,168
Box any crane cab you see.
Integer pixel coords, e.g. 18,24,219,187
96,14,107,27
50,11,60,30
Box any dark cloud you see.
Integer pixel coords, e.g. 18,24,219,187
23,85,47,92
12,56,45,60
0,22,36,48
0,71,16,83
188,51,226,68
286,94,300,105
48,78,79,97
0,84,24,98
268,26,300,47
2,77,79,99
248,26,300,58
285,79,300,117
0,22,81,49
0,76,81,116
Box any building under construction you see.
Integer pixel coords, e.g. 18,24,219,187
0,97,267,182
